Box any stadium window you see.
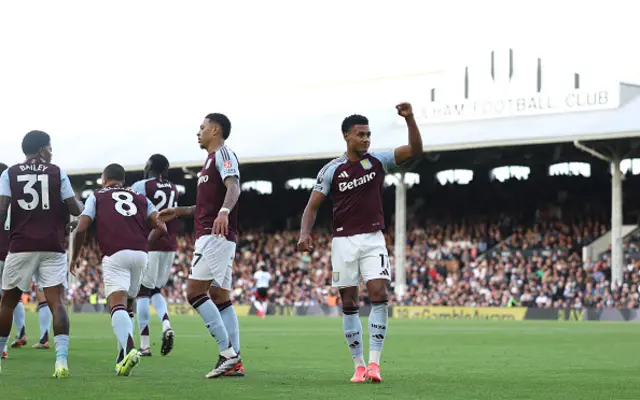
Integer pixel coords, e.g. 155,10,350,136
621,158,640,175
490,165,531,182
285,178,316,190
384,172,420,187
241,180,273,194
548,162,591,178
435,169,473,185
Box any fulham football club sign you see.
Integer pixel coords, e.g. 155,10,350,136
409,49,620,124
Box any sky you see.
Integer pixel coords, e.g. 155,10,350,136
0,0,637,171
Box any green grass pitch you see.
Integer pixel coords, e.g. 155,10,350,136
1,313,639,399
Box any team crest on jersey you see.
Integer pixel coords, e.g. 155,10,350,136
332,272,340,282
205,159,212,170
224,160,232,169
360,159,372,170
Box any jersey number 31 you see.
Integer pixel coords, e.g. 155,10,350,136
17,174,50,211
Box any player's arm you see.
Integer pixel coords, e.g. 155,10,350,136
392,103,424,166
70,194,96,274
298,167,330,251
60,169,84,216
213,150,241,235
145,199,167,246
220,176,240,213
0,170,10,226
159,205,194,222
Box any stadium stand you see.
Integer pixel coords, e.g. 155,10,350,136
29,142,640,311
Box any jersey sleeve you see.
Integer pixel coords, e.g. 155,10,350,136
81,194,97,220
313,164,335,196
146,198,157,218
370,150,398,173
59,169,75,201
131,180,147,196
0,170,10,197
215,148,240,182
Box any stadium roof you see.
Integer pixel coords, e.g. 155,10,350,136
66,82,640,176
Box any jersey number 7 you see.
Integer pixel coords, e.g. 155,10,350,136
191,252,203,275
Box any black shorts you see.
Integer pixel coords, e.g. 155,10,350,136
257,287,268,300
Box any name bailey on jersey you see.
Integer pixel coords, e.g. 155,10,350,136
19,164,49,172
338,171,376,192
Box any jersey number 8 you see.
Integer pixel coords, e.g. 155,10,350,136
112,192,138,217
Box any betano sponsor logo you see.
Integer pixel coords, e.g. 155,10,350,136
338,172,376,192
393,306,527,320
197,174,209,186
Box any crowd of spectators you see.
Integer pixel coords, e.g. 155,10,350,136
397,217,640,309
42,212,640,310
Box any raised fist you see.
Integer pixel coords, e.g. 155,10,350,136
396,102,413,118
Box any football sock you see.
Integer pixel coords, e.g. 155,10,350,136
368,301,388,365
151,293,171,331
127,311,135,340
111,305,132,357
189,294,235,358
218,301,240,353
54,334,69,368
253,300,264,314
38,302,52,343
137,296,150,348
343,308,365,368
13,301,25,338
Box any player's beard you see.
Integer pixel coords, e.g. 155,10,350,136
356,146,369,157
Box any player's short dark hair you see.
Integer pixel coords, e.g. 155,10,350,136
103,163,126,183
148,154,169,174
206,113,231,140
341,114,369,134
0,163,7,175
22,130,51,155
